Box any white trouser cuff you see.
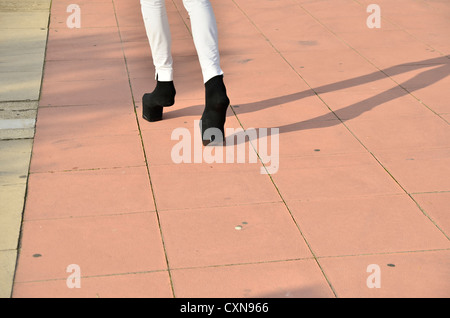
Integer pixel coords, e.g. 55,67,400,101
155,68,173,81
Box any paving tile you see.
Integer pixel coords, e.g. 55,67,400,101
0,107,37,140
0,11,49,28
0,128,34,140
442,113,450,123
148,162,281,211
45,27,124,61
50,2,117,29
380,55,448,79
319,86,436,121
0,51,46,73
307,1,408,33
14,213,167,282
282,48,384,90
263,118,366,159
345,115,450,152
288,195,449,257
338,29,419,51
232,0,320,37
0,28,48,52
308,68,398,97
233,94,336,128
0,101,38,111
220,53,293,76
34,104,138,139
39,78,133,107
171,260,335,298
319,250,450,298
125,57,155,80
0,250,17,298
356,0,450,33
271,153,403,202
241,2,349,53
117,26,148,43
407,79,450,115
0,0,51,12
42,59,128,82
276,28,348,53
379,59,450,115
121,40,154,61
13,271,173,298
218,27,275,56
0,71,43,101
24,166,154,220
114,2,147,27
375,148,450,194
342,39,442,72
0,183,26,250
353,44,442,70
405,28,450,52
225,70,312,101
30,132,145,173
413,192,450,238
0,139,33,186
159,202,311,268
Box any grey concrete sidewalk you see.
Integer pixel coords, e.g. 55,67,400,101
0,0,51,298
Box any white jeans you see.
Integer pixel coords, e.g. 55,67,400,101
140,0,224,83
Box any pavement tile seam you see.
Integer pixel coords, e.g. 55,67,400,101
14,258,322,284
411,190,450,195
313,249,450,270
21,210,157,222
155,200,285,213
167,257,318,272
406,196,450,241
27,164,147,175
13,270,170,285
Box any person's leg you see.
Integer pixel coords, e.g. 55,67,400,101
140,0,176,121
141,0,173,81
183,0,230,145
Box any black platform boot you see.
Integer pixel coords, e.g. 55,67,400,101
200,75,230,146
142,79,176,122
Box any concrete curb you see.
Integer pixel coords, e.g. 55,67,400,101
0,0,51,298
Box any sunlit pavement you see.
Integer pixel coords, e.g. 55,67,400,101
2,0,449,298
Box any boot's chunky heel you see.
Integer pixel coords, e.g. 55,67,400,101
142,94,164,122
201,75,230,146
142,80,176,122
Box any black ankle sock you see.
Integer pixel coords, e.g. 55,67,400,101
142,80,176,122
201,75,230,146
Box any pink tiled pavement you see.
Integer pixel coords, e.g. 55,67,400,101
12,0,449,298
